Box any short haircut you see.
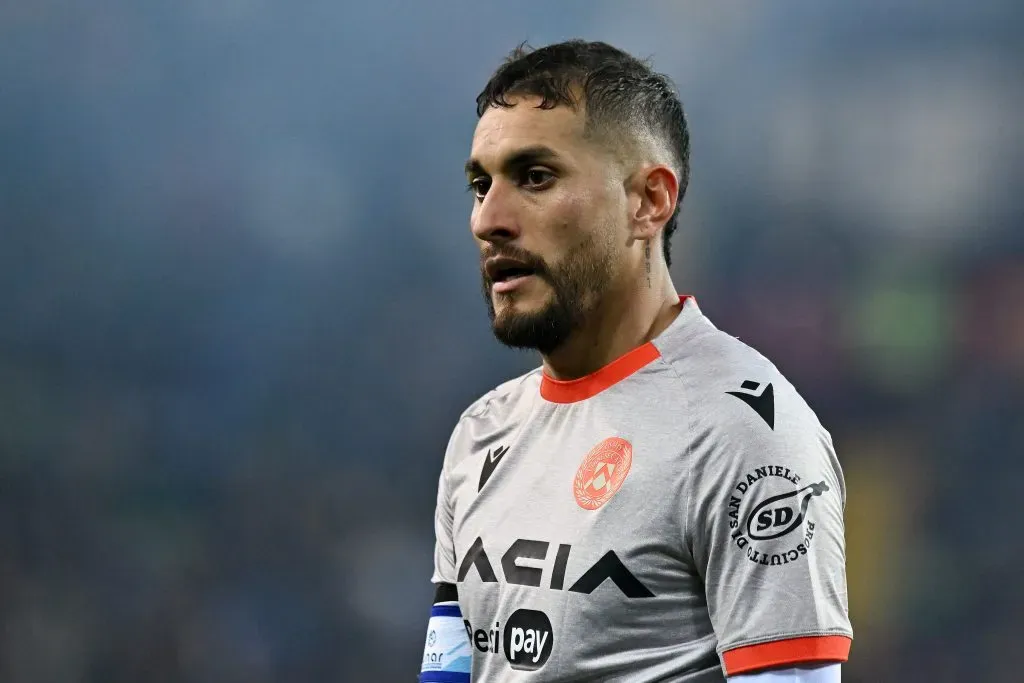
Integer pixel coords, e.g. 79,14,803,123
476,40,690,267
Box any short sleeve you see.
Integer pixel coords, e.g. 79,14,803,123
685,381,853,677
431,424,461,585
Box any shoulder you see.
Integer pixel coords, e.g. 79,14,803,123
658,306,846,514
655,299,824,439
442,366,543,470
460,366,543,422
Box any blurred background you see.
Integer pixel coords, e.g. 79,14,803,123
1,1,1021,681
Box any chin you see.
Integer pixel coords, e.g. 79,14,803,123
489,294,577,355
492,288,549,317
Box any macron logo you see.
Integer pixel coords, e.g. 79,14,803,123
478,445,510,491
726,380,775,430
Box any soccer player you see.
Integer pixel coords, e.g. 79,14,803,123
420,40,852,682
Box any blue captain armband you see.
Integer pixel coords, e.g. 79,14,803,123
420,584,471,682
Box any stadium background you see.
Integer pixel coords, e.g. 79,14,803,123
1,1,1021,681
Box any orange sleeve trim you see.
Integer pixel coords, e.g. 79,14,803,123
722,635,851,676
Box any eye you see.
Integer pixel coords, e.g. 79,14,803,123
467,177,491,200
523,168,554,189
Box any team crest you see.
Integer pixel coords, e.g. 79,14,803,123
573,437,633,510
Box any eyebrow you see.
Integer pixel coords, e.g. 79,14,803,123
464,145,561,178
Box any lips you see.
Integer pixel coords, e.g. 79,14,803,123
485,256,537,284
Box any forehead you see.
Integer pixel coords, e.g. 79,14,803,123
471,97,587,165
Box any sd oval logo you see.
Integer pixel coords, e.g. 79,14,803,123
573,437,633,510
745,481,830,541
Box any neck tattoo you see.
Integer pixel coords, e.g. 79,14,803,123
644,240,652,289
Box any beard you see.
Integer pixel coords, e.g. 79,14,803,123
481,236,613,355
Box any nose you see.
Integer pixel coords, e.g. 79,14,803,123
471,180,520,245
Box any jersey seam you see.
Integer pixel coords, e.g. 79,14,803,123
652,311,721,562
716,628,854,654
656,355,696,559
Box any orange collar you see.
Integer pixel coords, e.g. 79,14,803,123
539,295,690,404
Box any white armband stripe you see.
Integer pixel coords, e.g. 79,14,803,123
420,603,471,682
730,663,841,682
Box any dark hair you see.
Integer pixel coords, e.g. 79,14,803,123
476,40,690,267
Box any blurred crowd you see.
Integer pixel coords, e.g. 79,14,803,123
0,1,1021,681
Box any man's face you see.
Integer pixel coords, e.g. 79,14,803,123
466,96,626,354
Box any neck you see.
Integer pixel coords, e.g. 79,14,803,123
541,273,681,381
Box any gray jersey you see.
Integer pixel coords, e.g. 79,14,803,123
430,297,852,681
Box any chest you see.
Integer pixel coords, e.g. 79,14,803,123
447,406,692,600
